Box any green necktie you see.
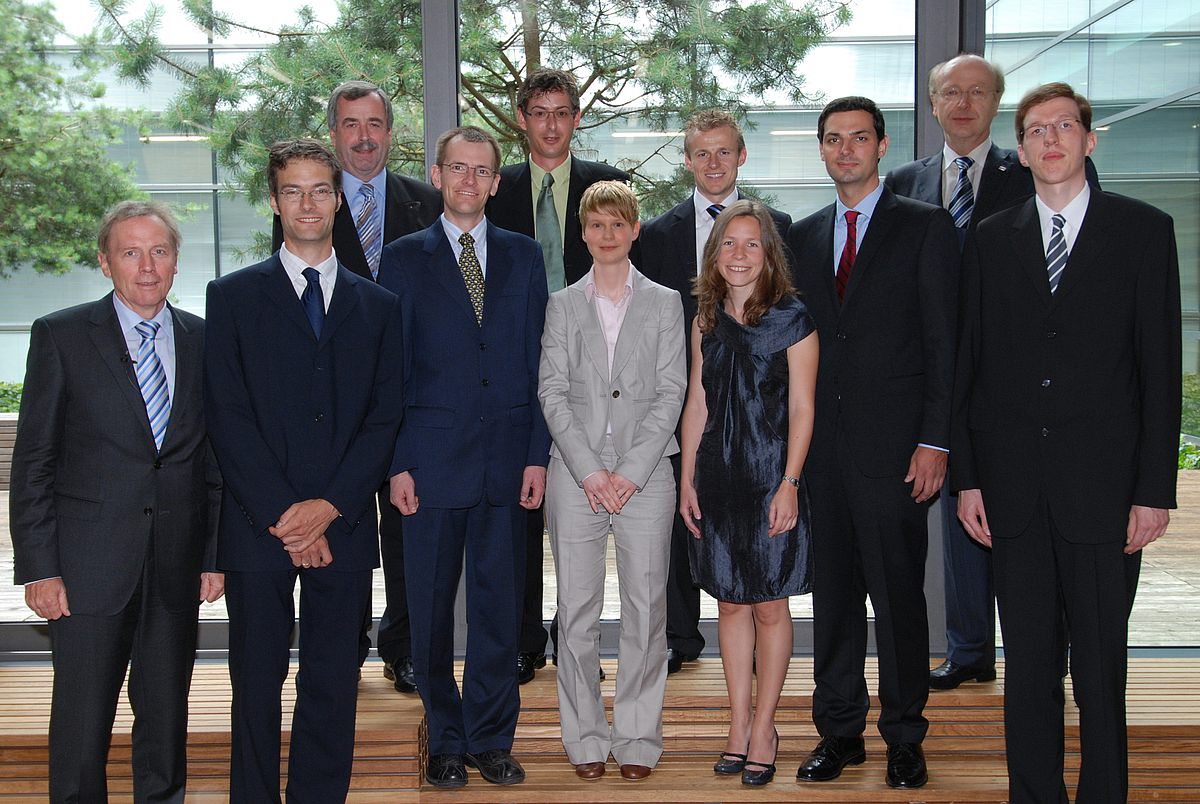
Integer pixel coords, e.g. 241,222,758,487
536,171,565,291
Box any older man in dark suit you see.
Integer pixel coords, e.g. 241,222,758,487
953,82,1180,804
379,125,550,789
638,108,791,674
788,96,959,790
486,69,627,682
10,200,223,802
271,81,441,691
207,139,405,803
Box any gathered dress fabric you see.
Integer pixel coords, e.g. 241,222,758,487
690,295,816,603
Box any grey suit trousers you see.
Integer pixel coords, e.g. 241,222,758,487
545,442,674,768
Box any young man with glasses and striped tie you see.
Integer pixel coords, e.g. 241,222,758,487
638,108,792,677
10,200,224,802
952,82,1180,804
270,80,442,695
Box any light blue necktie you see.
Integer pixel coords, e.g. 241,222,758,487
949,156,975,229
134,321,170,451
355,184,382,278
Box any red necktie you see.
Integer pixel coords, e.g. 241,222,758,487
836,210,860,304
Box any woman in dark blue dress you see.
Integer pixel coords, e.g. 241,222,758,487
679,199,818,787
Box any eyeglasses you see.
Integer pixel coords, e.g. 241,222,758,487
438,162,496,179
934,86,999,102
277,187,336,203
1022,118,1082,141
523,107,575,122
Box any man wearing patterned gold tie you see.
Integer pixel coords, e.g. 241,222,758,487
10,200,224,802
377,126,551,789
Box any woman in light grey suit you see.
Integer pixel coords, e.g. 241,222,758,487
538,181,687,782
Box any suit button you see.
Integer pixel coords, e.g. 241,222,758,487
612,390,620,398
1041,427,1050,437
479,342,487,350
1046,330,1057,339
1042,379,1052,387
153,459,163,469
481,379,490,387
143,507,153,516
836,332,847,340
314,412,325,422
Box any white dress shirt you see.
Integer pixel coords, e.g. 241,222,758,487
279,243,337,311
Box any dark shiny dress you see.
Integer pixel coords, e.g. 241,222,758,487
689,295,815,603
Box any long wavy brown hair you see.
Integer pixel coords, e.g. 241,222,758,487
695,199,795,332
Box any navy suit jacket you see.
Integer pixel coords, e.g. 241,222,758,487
486,157,629,286
271,169,443,280
377,220,551,508
204,255,405,572
787,187,960,478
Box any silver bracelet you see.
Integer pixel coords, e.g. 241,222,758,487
783,474,801,488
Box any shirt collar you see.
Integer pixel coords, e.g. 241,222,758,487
112,293,172,335
692,187,739,226
1035,183,1091,233
439,214,488,246
530,154,572,192
584,262,634,303
942,137,992,172
279,241,338,281
836,180,885,221
341,169,387,203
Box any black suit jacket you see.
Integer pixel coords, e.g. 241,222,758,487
950,191,1180,542
639,193,791,333
787,187,960,477
486,157,628,286
885,143,1102,228
10,295,219,614
205,256,406,571
271,169,443,280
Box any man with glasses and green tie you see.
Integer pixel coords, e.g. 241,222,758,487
378,126,550,789
486,68,628,685
271,80,442,695
11,199,224,802
952,82,1180,804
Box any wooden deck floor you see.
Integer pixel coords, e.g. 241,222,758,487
1,657,1198,802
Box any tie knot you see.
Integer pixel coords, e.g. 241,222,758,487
135,320,160,340
459,232,475,248
1051,213,1066,231
542,172,554,189
954,156,975,171
844,210,860,226
302,267,321,284
706,203,724,220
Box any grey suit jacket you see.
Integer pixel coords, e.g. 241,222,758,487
10,293,219,615
537,267,686,490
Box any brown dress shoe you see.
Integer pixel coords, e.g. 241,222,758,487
574,761,606,780
620,764,652,780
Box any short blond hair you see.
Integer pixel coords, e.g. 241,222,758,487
578,180,638,226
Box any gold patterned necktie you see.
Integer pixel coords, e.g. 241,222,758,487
458,231,485,325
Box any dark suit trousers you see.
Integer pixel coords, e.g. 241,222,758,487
808,432,931,745
665,453,704,657
992,501,1132,804
226,567,371,804
374,484,411,664
48,551,197,804
405,503,525,755
940,482,996,667
519,506,550,655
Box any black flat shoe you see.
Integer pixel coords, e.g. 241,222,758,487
741,728,778,786
713,751,747,775
465,748,526,785
425,753,467,788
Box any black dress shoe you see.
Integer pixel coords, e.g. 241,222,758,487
425,753,467,788
383,656,417,693
796,735,866,782
517,651,546,685
666,647,696,675
885,742,927,788
465,748,526,785
928,658,997,690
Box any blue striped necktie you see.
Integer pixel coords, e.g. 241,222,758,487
706,203,724,219
355,184,382,278
134,320,170,451
948,156,975,229
1046,213,1068,294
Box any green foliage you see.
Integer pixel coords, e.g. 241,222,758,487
0,0,143,277
0,382,21,412
1182,373,1200,436
95,0,849,217
1179,438,1200,471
